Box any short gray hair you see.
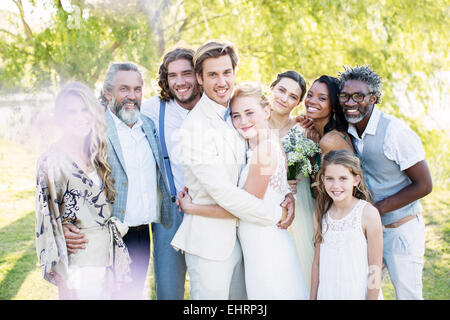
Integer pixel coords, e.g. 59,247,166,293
99,62,143,107
338,65,382,104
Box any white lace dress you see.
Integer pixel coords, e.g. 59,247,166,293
237,141,309,299
318,199,383,300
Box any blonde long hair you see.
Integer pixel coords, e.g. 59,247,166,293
313,149,371,246
55,82,116,203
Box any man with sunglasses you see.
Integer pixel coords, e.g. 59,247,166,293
338,65,432,300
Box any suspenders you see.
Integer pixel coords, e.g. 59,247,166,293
159,100,177,203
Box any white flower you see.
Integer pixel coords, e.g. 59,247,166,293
282,127,321,178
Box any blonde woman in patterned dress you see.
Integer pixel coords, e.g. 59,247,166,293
35,82,131,299
176,82,308,299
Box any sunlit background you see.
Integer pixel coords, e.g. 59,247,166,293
0,0,448,300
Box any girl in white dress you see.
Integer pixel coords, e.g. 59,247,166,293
310,150,383,300
177,82,308,299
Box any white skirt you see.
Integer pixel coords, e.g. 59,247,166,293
67,265,111,299
238,221,309,300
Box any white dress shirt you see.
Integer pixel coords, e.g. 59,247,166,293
108,108,158,227
141,96,190,194
348,107,426,171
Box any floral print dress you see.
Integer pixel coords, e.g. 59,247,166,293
35,145,131,298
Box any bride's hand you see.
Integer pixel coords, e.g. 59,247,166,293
176,187,189,212
177,188,193,213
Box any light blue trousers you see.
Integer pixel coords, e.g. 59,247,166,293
151,209,187,300
383,214,426,300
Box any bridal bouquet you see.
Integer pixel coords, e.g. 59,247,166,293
282,128,321,180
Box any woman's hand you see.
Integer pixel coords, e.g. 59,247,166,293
305,128,321,144
176,187,193,214
287,178,301,194
295,115,314,130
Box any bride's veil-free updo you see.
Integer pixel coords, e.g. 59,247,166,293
231,81,271,109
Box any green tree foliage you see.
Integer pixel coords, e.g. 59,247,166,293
0,0,158,90
1,0,448,93
0,0,448,188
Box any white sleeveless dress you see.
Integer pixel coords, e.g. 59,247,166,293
237,141,309,299
318,199,383,300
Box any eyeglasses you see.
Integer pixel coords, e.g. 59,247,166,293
338,92,374,103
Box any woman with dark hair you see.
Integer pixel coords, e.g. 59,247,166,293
304,75,353,155
266,70,317,291
293,75,354,290
268,70,307,137
272,74,354,292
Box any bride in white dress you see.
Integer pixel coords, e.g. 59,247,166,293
177,82,308,299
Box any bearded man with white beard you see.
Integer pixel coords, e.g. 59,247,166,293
61,62,173,299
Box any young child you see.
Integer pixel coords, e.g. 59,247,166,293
310,149,383,300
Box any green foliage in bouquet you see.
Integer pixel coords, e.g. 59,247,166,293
282,128,321,180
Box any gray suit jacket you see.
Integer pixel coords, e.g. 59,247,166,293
105,110,173,229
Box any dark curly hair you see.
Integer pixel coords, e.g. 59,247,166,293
158,48,195,102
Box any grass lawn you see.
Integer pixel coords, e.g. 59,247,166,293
0,138,448,300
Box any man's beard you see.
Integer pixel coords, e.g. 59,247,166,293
113,98,141,125
176,92,198,104
171,84,200,105
343,105,371,124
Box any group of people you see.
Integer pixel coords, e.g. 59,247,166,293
35,40,432,300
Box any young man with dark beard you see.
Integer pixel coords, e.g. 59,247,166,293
141,48,201,300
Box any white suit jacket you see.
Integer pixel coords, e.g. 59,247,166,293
171,93,282,261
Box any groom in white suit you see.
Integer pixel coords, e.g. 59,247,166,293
171,41,295,299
